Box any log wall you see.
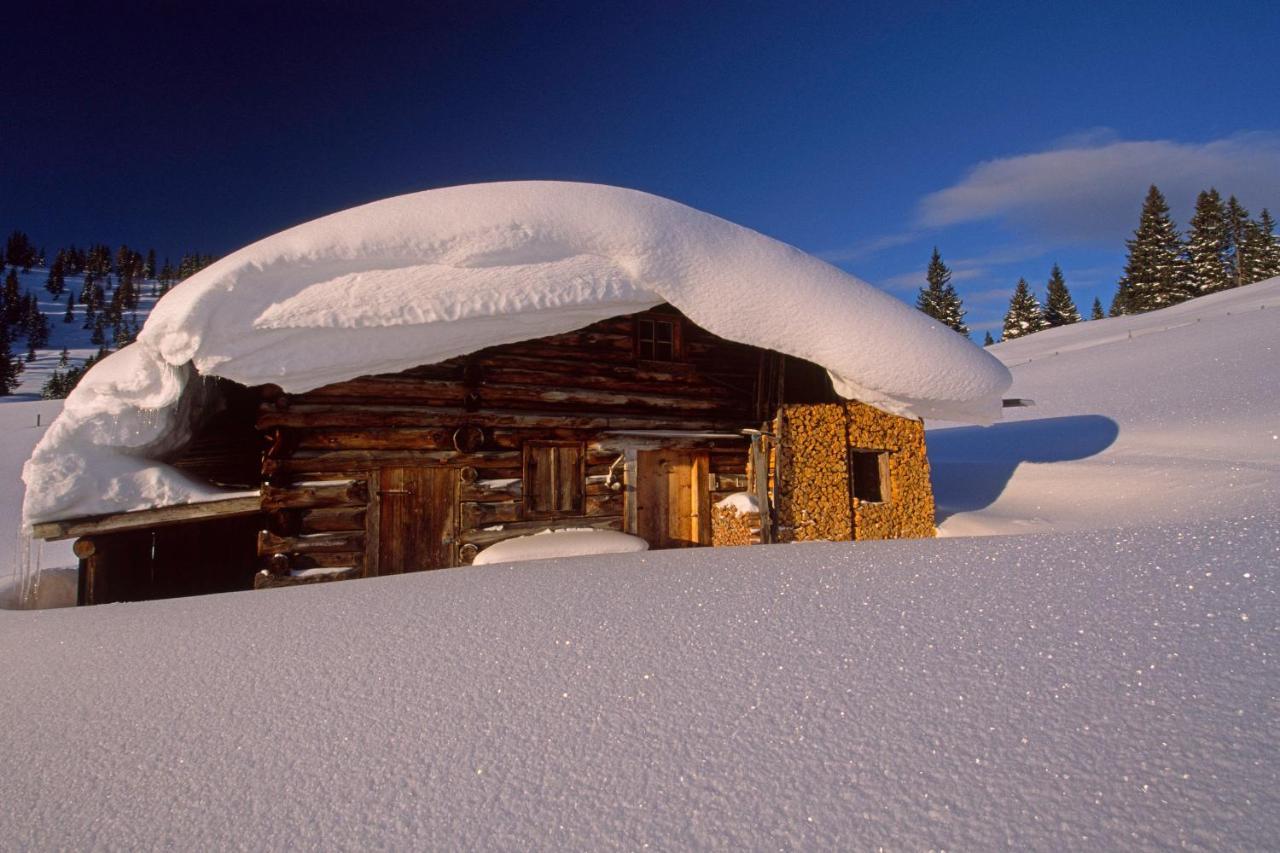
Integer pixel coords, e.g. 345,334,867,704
255,307,757,578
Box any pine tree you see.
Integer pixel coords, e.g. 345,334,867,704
63,292,74,323
0,322,23,395
1115,185,1189,313
915,247,969,336
57,348,69,368
145,249,156,280
3,269,21,325
1225,195,1251,289
1002,278,1047,340
5,231,37,271
1041,263,1081,327
1248,209,1280,281
44,251,67,297
1185,188,1232,295
1091,297,1105,320
982,331,995,346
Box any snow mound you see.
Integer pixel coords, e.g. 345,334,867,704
471,528,649,565
23,181,1009,525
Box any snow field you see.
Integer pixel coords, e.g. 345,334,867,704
0,518,1274,849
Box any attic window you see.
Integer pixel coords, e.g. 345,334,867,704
636,317,679,361
524,441,585,517
849,450,889,503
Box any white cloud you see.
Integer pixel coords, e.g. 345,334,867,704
918,132,1280,242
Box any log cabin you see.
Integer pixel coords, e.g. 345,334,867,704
22,181,1010,605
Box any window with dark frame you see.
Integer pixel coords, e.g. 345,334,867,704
524,441,585,517
636,317,678,361
849,450,889,503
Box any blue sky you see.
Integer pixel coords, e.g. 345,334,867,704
5,0,1279,339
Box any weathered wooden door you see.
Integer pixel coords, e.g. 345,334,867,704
635,450,711,548
375,467,457,574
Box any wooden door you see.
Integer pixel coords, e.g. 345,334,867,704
635,450,711,548
374,467,457,574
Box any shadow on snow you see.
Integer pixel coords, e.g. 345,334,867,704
927,414,1120,523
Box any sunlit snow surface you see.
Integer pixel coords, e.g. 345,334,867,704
0,525,1275,849
0,278,1277,848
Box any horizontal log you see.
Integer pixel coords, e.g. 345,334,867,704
459,515,624,547
263,450,519,477
296,428,456,451
258,403,743,433
585,493,624,516
459,478,522,502
297,506,367,533
259,551,365,571
261,481,368,511
31,495,263,541
254,566,362,589
258,530,365,556
460,500,522,528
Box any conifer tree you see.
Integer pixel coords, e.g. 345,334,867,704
1248,209,1280,281
915,247,969,336
5,231,37,271
1225,195,1251,288
57,348,69,368
0,322,23,395
982,331,995,346
44,251,67,297
145,249,156,280
63,292,74,323
1185,188,1232,294
1041,263,1081,327
3,269,21,325
1115,185,1189,313
1091,297,1105,320
1002,278,1047,340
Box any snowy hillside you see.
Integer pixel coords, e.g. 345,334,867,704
930,276,1280,535
1,267,161,398
0,279,1277,848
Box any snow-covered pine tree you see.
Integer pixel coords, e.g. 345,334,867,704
983,331,995,346
1250,209,1280,281
1115,185,1189,313
1185,188,1231,295
0,322,23,395
1041,263,1081,327
1225,195,1251,289
1002,278,1047,340
1091,297,1105,320
915,247,969,336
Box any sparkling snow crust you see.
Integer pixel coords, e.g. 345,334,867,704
22,181,1009,524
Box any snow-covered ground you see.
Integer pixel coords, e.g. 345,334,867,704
0,278,1277,848
930,278,1279,536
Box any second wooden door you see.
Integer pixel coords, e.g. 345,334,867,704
635,450,711,549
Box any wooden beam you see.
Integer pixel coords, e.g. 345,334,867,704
31,495,263,542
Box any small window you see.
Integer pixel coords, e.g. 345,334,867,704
850,450,888,503
636,317,679,361
524,442,585,517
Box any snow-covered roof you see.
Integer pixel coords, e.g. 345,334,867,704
23,181,1009,525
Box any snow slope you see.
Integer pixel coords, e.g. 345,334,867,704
0,520,1274,849
0,276,1276,849
930,277,1280,535
23,181,1010,525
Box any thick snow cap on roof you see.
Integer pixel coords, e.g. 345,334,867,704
23,181,1009,524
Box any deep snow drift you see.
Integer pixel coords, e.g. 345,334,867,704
22,181,1009,525
930,276,1280,536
